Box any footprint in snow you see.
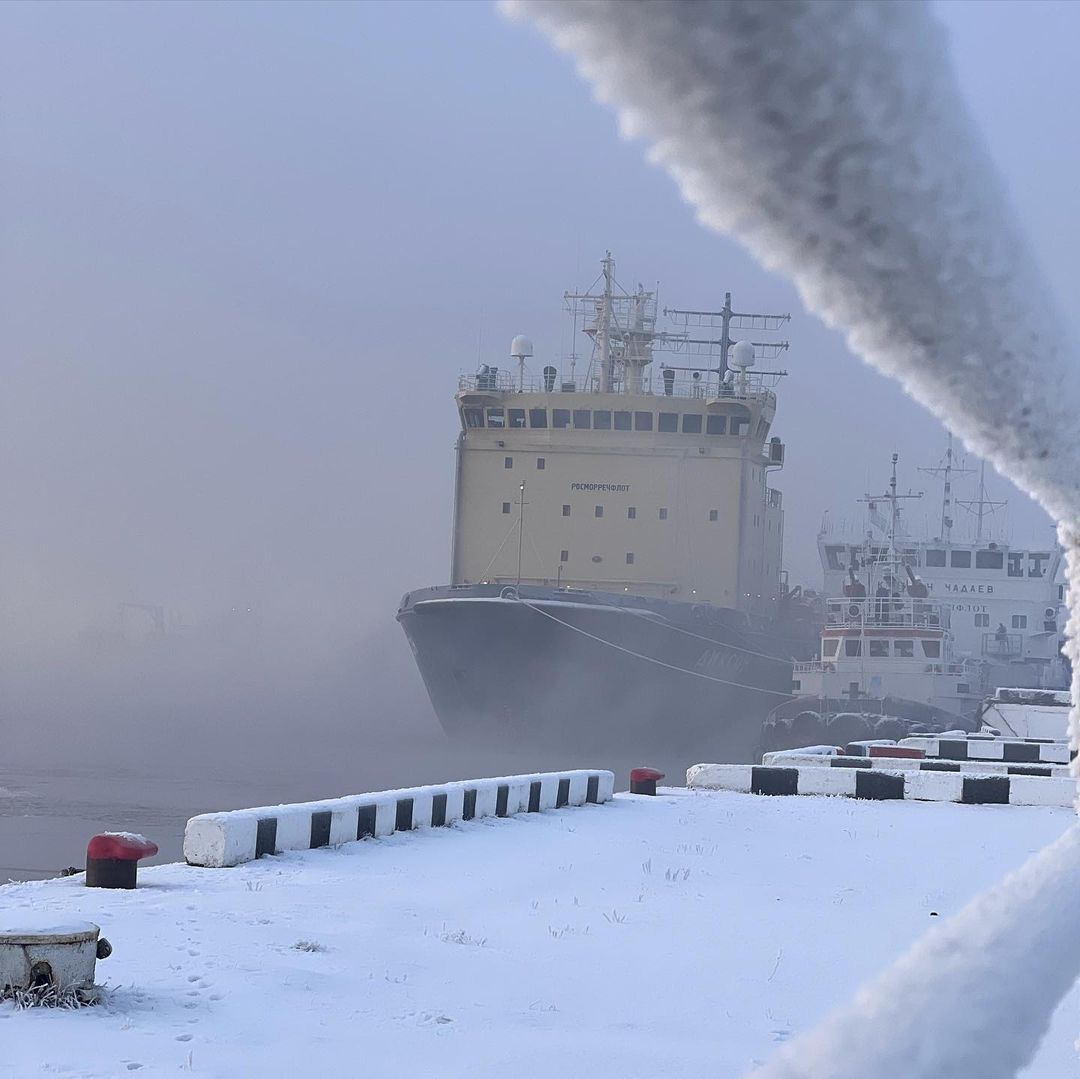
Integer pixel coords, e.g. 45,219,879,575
175,1033,193,1042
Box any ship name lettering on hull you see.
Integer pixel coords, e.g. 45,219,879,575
570,482,631,492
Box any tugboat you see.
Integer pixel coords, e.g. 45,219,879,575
397,254,817,757
765,455,984,749
818,435,1068,692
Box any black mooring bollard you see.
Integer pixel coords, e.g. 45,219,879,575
85,833,159,890
629,767,665,795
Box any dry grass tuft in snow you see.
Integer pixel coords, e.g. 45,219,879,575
2,983,104,1009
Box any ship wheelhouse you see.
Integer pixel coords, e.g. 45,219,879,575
449,254,791,621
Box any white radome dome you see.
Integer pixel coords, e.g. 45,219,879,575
729,340,756,369
510,335,534,359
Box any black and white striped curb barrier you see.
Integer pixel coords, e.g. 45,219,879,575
184,769,615,868
898,736,1074,765
761,751,1071,778
686,763,1076,807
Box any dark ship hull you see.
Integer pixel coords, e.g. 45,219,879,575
398,583,807,761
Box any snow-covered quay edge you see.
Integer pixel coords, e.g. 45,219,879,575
184,769,615,868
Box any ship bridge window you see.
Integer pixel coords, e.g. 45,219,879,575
509,409,526,428
486,408,505,428
869,639,889,657
573,409,591,430
950,549,972,569
975,613,990,627
1029,553,1050,578
1012,614,1028,629
628,506,636,519
730,409,751,436
529,408,548,428
537,457,545,470
658,412,678,433
562,504,570,516
894,640,914,658
594,409,612,430
560,549,568,563
822,638,840,659
463,407,485,428
844,639,861,657
634,411,654,431
659,507,668,520
682,413,703,434
502,502,511,514
1008,552,1024,577
614,410,632,431
925,549,946,567
553,409,570,429
504,456,513,469
975,549,1004,569
921,640,941,659
756,419,770,440
595,505,604,518
709,510,719,521
706,415,727,435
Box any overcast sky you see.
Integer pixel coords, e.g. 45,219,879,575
2,0,1077,739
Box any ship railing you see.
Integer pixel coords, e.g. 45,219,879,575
982,631,1024,658
824,595,947,630
457,369,779,402
794,659,832,674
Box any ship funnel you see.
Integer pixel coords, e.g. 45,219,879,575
729,340,756,370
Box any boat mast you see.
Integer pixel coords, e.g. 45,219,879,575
919,432,973,544
599,253,613,393
515,480,526,586
955,460,1007,542
719,292,733,377
858,453,922,581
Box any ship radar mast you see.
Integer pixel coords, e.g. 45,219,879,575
661,292,791,394
563,253,791,396
955,460,1008,541
918,432,974,543
564,252,659,394
857,453,922,583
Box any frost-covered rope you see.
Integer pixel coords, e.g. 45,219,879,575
501,0,1080,758
746,823,1080,1079
502,1,1080,1074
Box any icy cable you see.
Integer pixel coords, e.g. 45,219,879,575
501,1,1080,1075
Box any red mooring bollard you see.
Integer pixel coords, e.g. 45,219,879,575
629,767,665,796
85,833,159,889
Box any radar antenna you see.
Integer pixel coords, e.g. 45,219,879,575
918,432,974,543
662,293,790,376
858,453,922,566
564,253,658,394
955,460,1007,542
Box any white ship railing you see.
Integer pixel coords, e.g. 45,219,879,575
457,369,779,403
823,595,947,630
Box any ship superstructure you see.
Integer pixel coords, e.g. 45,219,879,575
398,255,811,755
818,437,1067,691
452,254,786,617
795,455,984,723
